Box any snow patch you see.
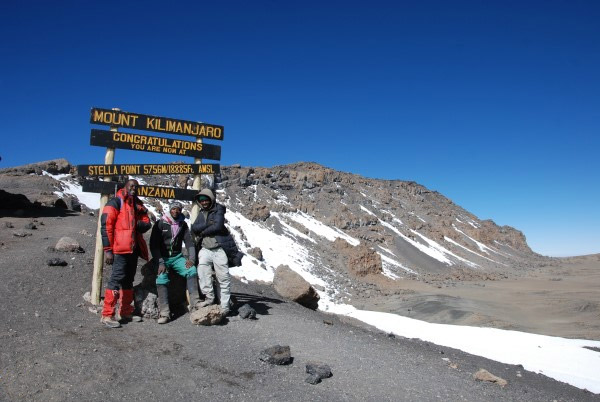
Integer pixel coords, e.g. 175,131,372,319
286,211,360,246
380,220,454,265
360,205,376,216
410,230,479,268
271,212,316,244
444,236,505,265
321,302,600,394
453,225,511,257
226,210,326,287
44,172,101,210
379,253,416,275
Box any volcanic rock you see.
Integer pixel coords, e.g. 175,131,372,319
47,258,68,267
55,237,83,252
190,305,224,326
333,238,383,277
259,345,292,365
273,265,320,310
238,303,257,319
473,369,508,387
247,247,264,261
245,203,270,222
306,361,332,377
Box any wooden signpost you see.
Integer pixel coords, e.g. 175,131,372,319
90,129,222,160
82,180,199,201
77,163,220,176
84,107,224,305
90,108,224,140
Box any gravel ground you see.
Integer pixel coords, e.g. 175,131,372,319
0,209,597,401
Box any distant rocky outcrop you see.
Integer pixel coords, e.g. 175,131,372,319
0,159,79,210
0,159,70,175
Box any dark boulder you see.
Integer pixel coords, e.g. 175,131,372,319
238,303,257,319
259,345,292,365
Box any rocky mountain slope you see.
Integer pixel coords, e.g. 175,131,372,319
1,160,548,310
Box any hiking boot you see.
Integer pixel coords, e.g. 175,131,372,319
190,301,204,312
119,314,143,323
187,275,202,308
156,284,171,321
101,316,121,328
198,299,214,308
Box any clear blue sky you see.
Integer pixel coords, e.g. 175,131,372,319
1,1,598,256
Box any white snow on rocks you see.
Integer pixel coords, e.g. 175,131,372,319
44,171,101,210
453,224,511,257
410,230,479,268
380,220,454,265
444,236,505,265
360,205,377,216
271,212,316,244
286,211,360,246
226,210,326,287
378,253,416,276
381,210,403,225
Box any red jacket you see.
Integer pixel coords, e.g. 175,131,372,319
101,188,151,260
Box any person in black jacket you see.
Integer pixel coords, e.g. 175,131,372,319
150,201,201,324
191,188,239,315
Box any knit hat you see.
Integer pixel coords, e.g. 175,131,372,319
169,201,183,211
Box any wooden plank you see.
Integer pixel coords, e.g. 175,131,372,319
89,129,221,160
82,180,198,201
90,108,224,140
91,118,118,305
76,163,220,176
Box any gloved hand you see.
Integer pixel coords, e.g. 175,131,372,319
104,251,114,265
185,259,194,269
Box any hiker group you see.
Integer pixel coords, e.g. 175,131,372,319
99,179,241,328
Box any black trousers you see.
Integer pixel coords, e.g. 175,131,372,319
107,252,138,290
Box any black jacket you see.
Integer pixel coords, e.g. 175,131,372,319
191,203,243,267
150,217,194,264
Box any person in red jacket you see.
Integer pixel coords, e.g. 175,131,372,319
100,179,152,328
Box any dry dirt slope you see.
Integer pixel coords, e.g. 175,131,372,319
0,208,596,401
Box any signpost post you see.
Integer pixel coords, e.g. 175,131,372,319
191,136,203,225
84,107,224,306
90,112,118,305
